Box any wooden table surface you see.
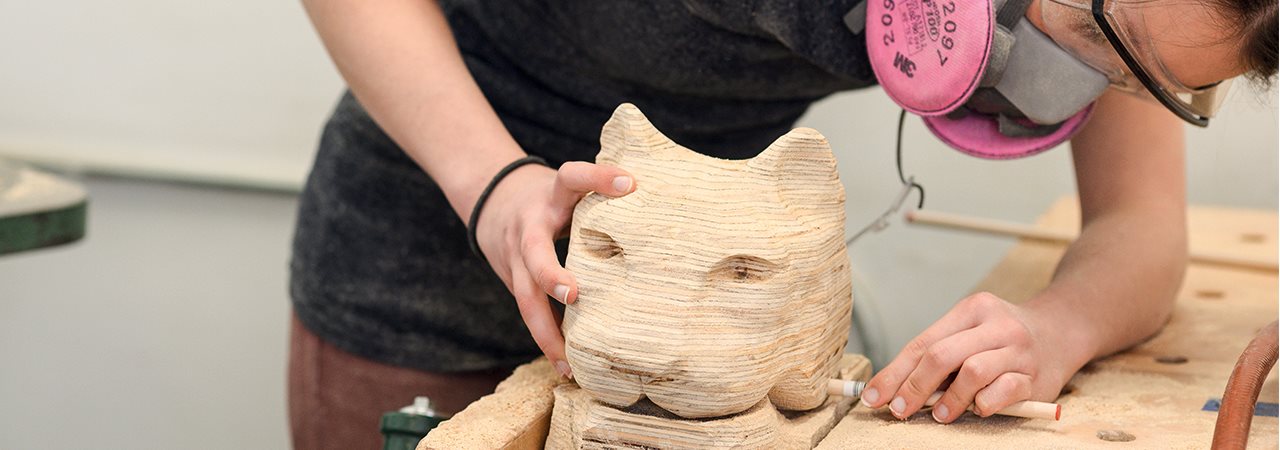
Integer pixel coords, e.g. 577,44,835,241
817,197,1279,449
421,197,1278,449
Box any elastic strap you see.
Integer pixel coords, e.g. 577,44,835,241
467,155,549,262
842,1,868,34
997,0,1034,28
997,114,1065,137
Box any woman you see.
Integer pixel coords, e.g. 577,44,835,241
288,0,1276,447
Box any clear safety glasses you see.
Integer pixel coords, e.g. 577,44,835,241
1041,0,1234,126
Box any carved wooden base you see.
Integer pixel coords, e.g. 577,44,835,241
546,354,870,450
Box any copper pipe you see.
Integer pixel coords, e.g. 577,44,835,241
1211,320,1279,450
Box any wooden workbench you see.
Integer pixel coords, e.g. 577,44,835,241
818,197,1278,449
421,198,1278,449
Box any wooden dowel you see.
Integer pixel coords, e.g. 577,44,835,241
827,379,1061,421
922,391,1061,421
905,209,1278,272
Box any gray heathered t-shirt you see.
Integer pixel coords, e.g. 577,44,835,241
290,0,877,372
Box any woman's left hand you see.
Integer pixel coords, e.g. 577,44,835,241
858,292,1075,423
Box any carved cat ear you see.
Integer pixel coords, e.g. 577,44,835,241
750,128,842,186
749,128,846,209
596,103,678,166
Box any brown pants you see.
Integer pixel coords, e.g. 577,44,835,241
288,314,514,450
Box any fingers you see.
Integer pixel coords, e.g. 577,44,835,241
973,372,1034,417
552,161,634,208
520,230,577,304
861,300,984,409
509,261,572,379
930,348,1019,423
862,292,1051,423
887,326,1004,419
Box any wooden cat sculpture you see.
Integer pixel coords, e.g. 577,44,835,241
562,103,853,420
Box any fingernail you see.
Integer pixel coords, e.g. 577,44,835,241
933,404,949,423
890,396,906,416
556,360,573,379
553,284,570,303
861,387,880,405
612,176,632,193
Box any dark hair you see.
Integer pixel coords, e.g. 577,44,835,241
1212,0,1278,84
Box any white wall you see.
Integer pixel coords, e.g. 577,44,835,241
0,1,1275,449
0,177,296,450
0,2,331,448
0,0,342,190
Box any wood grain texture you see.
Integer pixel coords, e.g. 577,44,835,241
418,359,568,450
906,208,1278,271
547,355,871,450
562,103,853,418
817,198,1279,449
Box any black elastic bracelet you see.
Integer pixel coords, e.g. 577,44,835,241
468,155,549,262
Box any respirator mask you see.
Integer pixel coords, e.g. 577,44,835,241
846,0,1234,160
843,0,1235,243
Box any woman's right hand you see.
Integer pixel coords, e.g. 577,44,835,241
473,160,635,379
301,0,631,379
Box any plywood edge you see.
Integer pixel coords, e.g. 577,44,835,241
784,354,872,449
419,358,565,450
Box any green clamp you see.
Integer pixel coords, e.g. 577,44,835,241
381,397,448,450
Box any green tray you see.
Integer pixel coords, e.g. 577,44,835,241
0,163,88,255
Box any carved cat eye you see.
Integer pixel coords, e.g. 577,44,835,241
709,255,779,283
578,229,623,259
